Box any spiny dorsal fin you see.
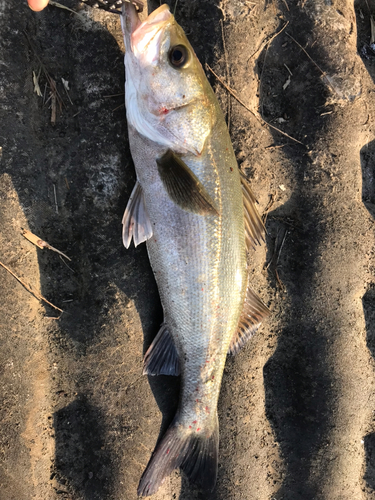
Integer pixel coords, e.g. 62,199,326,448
240,171,265,250
122,180,153,249
156,149,218,216
143,323,180,376
228,286,270,355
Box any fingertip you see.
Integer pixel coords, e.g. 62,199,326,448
28,0,49,12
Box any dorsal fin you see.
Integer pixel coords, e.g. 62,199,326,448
228,286,270,355
240,171,265,250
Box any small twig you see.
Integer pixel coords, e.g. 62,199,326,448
59,254,75,272
274,229,288,290
103,93,125,98
276,230,288,265
173,0,179,16
247,21,289,65
53,183,58,214
50,79,57,125
275,268,285,290
281,0,289,11
0,260,63,313
284,63,293,76
207,64,304,145
22,229,71,261
24,31,65,121
265,144,287,150
112,103,125,112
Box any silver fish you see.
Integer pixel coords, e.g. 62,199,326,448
121,3,269,496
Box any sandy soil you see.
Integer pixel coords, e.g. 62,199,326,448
1,0,375,498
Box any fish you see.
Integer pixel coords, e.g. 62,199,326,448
121,3,269,496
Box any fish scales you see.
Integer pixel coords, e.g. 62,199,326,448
121,2,269,496
128,117,245,418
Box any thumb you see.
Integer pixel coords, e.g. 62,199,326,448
28,0,49,11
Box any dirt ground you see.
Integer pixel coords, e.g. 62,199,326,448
1,0,375,498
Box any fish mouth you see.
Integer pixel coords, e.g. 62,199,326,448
123,3,172,61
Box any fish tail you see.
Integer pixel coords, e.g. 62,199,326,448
137,412,219,497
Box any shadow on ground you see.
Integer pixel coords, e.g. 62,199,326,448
259,2,338,498
54,397,112,499
356,0,375,493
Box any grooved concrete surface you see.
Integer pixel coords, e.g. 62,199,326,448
1,0,375,499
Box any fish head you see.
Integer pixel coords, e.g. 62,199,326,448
122,3,217,155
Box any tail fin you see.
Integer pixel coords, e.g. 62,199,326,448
137,414,219,497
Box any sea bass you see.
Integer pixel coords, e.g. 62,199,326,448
121,3,269,496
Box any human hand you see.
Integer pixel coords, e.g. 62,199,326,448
27,0,49,11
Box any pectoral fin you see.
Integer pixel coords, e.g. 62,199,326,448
156,149,218,215
241,171,265,250
228,286,270,355
122,181,153,249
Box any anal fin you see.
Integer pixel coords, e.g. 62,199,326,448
228,286,270,355
122,180,153,249
143,323,180,376
240,171,266,250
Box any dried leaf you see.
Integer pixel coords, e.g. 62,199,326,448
33,70,42,97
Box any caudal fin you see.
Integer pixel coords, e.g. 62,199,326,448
137,414,219,497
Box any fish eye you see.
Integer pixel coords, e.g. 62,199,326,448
169,45,189,68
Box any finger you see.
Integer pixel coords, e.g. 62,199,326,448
28,0,49,11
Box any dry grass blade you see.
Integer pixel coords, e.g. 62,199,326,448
275,229,288,290
247,21,289,64
0,260,63,313
33,69,42,96
371,15,375,45
24,31,65,123
206,64,304,145
264,227,288,291
50,78,57,125
285,32,340,97
49,0,81,15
